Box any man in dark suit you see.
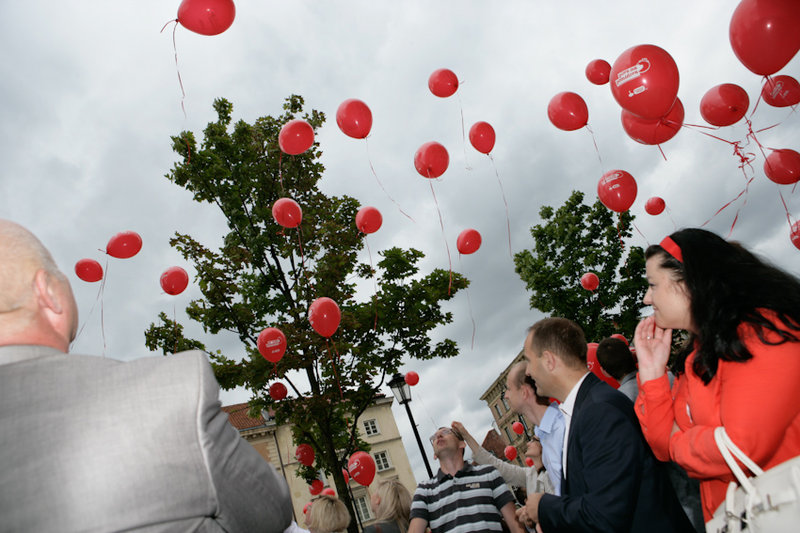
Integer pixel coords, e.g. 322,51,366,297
516,317,691,532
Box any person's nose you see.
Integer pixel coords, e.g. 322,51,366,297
643,287,652,305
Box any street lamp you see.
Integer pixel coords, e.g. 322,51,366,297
387,373,434,479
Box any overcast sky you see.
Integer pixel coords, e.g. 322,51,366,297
2,1,798,484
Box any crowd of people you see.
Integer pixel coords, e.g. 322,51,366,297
2,220,799,532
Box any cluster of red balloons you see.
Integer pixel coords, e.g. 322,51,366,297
597,170,637,213
456,229,482,255
176,0,235,36
504,445,517,461
258,327,287,363
160,266,189,295
296,444,315,467
348,451,377,486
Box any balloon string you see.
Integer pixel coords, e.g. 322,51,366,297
457,92,472,171
71,259,108,349
295,226,314,298
700,176,755,229
365,237,378,330
656,145,667,161
585,125,604,174
615,214,625,252
364,138,414,222
458,254,477,350
428,180,453,295
777,187,794,227
100,259,108,357
326,339,344,400
666,205,678,231
632,221,648,243
488,154,512,257
160,20,187,120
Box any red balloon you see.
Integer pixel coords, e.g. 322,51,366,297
348,451,376,486
405,371,419,386
611,333,629,345
308,297,341,338
75,259,103,283
321,488,336,496
762,76,800,108
278,119,314,155
730,0,800,76
700,84,750,127
336,99,372,139
269,382,287,401
342,468,350,483
428,68,459,97
272,198,303,228
303,502,312,515
791,221,800,251
177,0,235,36
585,59,611,85
764,149,800,185
258,327,287,363
296,444,315,467
597,170,637,213
586,342,620,388
580,272,599,291
645,196,666,215
106,231,142,259
512,421,524,435
610,44,680,119
456,229,482,255
355,206,382,234
547,92,588,131
525,457,535,467
309,479,324,495
160,266,189,295
504,446,517,461
469,121,496,154
621,97,684,145
414,141,449,178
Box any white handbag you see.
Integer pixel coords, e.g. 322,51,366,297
706,426,800,532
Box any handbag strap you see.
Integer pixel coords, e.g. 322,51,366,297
713,427,764,498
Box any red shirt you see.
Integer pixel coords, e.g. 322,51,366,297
635,316,800,521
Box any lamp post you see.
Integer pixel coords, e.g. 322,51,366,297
387,373,434,479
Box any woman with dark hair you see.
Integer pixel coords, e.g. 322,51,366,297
634,228,800,523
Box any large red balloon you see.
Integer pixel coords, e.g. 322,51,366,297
269,382,287,401
547,92,588,131
611,333,629,345
504,446,517,461
580,272,599,291
585,59,611,85
309,480,324,495
348,451,377,486
791,221,800,251
355,206,382,234
598,170,637,213
700,84,750,127
278,119,314,155
621,97,684,145
258,327,287,363
160,266,189,295
512,421,524,435
414,142,449,178
428,69,459,97
610,44,680,120
456,229,482,255
586,342,620,388
645,196,666,215
336,99,372,139
308,297,341,338
107,231,142,259
296,444,315,467
469,121,496,154
272,198,303,228
75,259,103,283
404,371,419,386
762,76,800,108
764,149,800,185
729,0,800,76
177,0,235,36
321,488,336,496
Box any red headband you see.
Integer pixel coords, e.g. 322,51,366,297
659,236,683,262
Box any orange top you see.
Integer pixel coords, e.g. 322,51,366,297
635,316,800,521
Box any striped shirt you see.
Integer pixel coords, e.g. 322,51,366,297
410,462,514,532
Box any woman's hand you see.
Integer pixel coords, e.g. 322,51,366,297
634,315,672,383
451,421,479,452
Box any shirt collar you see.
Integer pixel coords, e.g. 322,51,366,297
559,372,590,419
435,461,473,481
537,402,560,433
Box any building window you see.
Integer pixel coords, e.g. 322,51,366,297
363,419,379,436
504,426,514,444
494,403,503,417
374,450,392,471
501,395,510,411
353,495,373,521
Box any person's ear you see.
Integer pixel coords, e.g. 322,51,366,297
33,269,63,314
543,350,557,371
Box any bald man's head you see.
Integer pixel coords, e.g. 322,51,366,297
0,220,77,350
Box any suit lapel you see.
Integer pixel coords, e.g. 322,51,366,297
564,373,598,494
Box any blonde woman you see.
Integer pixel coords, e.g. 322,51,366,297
305,495,350,533
363,479,411,533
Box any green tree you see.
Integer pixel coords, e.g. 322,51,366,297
144,96,466,531
513,190,647,342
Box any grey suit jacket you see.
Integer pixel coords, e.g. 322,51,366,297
0,345,292,532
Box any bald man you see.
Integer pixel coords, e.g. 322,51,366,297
0,220,292,532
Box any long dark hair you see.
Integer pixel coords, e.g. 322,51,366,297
646,228,800,384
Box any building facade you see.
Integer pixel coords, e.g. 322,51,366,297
222,395,417,528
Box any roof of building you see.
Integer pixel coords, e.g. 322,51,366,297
221,402,268,431
480,429,507,458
